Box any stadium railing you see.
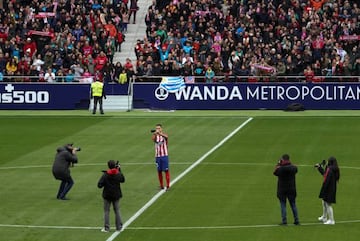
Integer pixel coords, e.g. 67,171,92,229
0,75,359,83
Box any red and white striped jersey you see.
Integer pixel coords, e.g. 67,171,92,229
154,134,168,157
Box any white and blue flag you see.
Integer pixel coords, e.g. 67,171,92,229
160,76,185,93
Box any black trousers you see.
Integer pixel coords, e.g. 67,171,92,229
93,96,104,114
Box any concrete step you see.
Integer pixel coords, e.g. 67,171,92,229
112,0,153,65
89,95,132,111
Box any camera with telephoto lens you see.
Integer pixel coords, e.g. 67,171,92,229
102,160,120,173
74,147,81,151
314,159,326,168
66,143,81,152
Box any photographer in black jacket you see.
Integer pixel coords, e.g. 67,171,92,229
98,160,125,232
315,157,340,225
273,154,300,225
52,144,79,200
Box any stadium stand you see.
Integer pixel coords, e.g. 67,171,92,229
0,0,129,82
134,0,360,82
0,0,359,83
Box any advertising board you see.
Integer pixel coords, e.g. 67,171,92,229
133,83,360,110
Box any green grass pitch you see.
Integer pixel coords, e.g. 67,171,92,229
0,110,359,241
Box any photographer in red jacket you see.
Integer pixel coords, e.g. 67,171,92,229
98,160,125,232
273,154,300,225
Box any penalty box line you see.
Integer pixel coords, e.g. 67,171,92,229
105,117,254,241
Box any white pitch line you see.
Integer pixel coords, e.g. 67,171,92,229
1,219,359,231
203,163,360,170
126,219,360,229
0,163,195,170
105,117,254,241
0,224,99,230
1,162,359,170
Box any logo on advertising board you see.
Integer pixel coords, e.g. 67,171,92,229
155,77,185,100
0,84,50,104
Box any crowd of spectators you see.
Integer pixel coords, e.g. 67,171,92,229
0,0,359,83
133,0,360,82
0,0,128,83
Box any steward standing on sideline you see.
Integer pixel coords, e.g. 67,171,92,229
90,78,106,114
52,144,79,200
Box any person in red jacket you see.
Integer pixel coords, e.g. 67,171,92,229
94,51,108,71
23,37,37,58
104,20,117,37
116,31,125,52
304,65,315,82
310,0,326,11
82,40,93,57
17,56,30,81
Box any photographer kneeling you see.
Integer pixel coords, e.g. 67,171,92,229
52,143,79,200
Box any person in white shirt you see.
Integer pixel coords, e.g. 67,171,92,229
181,53,193,65
32,54,44,71
44,67,56,82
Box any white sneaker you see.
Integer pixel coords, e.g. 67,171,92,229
324,220,335,225
101,228,109,232
318,216,327,222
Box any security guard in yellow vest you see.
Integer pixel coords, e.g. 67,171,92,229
90,78,106,114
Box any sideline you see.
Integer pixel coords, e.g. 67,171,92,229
0,162,194,170
105,117,253,241
125,219,360,229
1,162,360,170
0,224,99,230
1,219,359,231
